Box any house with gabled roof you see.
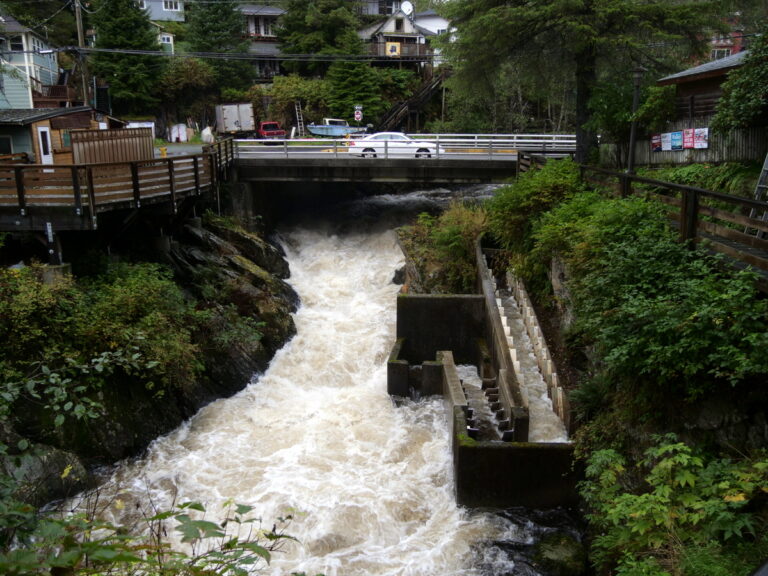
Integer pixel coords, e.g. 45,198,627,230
357,8,434,67
657,50,748,122
0,13,79,110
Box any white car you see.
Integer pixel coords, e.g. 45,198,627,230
347,132,444,158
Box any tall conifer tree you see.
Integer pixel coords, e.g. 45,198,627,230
89,0,162,115
186,0,254,94
442,0,730,161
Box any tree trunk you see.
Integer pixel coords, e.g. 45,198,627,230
574,46,598,164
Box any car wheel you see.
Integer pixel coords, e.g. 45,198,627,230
416,148,431,159
363,148,377,158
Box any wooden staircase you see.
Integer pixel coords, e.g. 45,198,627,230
375,70,448,132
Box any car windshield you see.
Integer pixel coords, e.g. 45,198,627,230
262,123,279,130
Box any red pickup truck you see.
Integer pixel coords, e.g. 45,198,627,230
257,121,286,140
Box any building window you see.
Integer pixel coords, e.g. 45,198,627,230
137,0,146,8
379,1,395,15
10,36,23,52
711,48,732,60
0,136,12,155
163,0,180,11
395,18,404,31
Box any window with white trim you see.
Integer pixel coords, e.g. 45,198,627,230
711,48,732,60
163,0,180,11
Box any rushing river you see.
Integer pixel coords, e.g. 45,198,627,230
76,189,580,576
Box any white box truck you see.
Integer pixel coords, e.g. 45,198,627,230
215,103,256,137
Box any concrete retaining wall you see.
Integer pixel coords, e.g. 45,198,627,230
442,351,578,508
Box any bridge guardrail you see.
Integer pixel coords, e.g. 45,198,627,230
234,133,576,160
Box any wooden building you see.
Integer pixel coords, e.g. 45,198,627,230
0,107,127,164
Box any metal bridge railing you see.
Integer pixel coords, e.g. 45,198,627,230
234,133,576,160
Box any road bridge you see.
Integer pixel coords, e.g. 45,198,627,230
234,134,576,184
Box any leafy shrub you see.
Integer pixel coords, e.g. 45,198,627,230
530,193,768,402
398,203,486,294
581,435,768,576
487,157,585,253
80,262,203,390
638,163,760,199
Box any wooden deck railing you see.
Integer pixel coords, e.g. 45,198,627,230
0,138,235,231
581,166,768,288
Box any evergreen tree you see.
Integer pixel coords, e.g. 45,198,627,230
278,0,364,76
0,0,78,48
186,0,254,95
89,0,162,115
441,0,728,161
711,26,768,132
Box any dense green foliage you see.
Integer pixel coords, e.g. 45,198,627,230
89,0,163,115
156,58,217,126
278,0,363,76
487,157,585,253
397,203,486,294
638,162,761,199
484,158,768,574
582,435,768,576
0,260,291,574
0,0,78,48
533,192,768,402
0,263,200,431
712,26,768,133
186,0,254,96
441,0,725,160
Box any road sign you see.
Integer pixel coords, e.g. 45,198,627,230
354,110,363,122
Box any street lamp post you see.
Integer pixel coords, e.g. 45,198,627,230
626,66,646,175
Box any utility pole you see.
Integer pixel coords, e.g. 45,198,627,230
73,0,89,105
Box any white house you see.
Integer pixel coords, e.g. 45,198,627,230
357,8,433,61
412,9,450,36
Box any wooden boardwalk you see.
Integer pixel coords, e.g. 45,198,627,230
0,139,234,232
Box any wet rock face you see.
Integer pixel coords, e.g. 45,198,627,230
169,221,298,356
29,220,297,472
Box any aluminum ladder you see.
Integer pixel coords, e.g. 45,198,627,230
294,101,305,137
748,151,768,238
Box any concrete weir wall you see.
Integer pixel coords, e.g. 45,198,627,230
387,246,578,508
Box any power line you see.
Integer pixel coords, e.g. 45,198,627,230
28,45,437,63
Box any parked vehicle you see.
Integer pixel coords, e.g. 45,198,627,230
347,132,444,158
258,121,286,140
215,103,255,137
307,118,366,138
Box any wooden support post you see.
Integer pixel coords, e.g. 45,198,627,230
681,188,699,245
193,156,200,194
86,166,98,229
14,166,26,215
71,166,83,216
130,162,141,207
167,158,177,213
